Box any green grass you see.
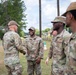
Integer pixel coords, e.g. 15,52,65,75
0,41,52,75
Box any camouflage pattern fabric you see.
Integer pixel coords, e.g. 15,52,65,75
5,63,22,75
27,60,41,75
48,29,71,75
64,33,76,75
24,35,44,61
3,30,26,75
24,35,44,75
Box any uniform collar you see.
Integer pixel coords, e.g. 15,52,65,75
29,35,37,40
70,32,76,39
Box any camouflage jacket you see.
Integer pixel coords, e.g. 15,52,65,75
64,32,76,75
3,30,26,65
48,29,71,72
24,35,44,61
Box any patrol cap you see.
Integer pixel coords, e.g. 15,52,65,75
62,2,76,16
29,27,35,31
8,20,18,26
51,16,66,24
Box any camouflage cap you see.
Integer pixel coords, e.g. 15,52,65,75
8,20,18,26
51,16,66,24
62,2,76,16
29,27,35,31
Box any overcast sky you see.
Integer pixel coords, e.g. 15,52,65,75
0,0,76,31
23,0,76,32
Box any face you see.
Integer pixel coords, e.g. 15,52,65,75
66,12,71,27
53,22,62,31
29,29,35,36
9,25,18,32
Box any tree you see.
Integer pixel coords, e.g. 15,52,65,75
35,29,39,36
43,28,50,33
0,0,26,38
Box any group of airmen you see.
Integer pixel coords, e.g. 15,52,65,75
2,2,76,75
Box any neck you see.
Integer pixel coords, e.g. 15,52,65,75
71,21,76,33
30,34,35,38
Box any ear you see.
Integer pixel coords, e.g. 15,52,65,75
69,12,73,20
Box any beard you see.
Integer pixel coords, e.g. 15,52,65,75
53,26,60,31
31,33,34,36
29,32,35,37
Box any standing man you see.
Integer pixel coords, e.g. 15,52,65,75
62,2,76,75
24,27,44,75
45,16,71,75
3,20,26,75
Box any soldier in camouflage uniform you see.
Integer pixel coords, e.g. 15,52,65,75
23,27,44,75
62,2,76,75
3,20,26,75
45,16,71,75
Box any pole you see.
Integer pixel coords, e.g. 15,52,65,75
39,0,42,37
57,0,60,16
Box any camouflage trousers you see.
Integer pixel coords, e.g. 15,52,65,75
51,64,64,75
5,63,22,75
27,60,41,75
64,68,76,75
64,73,76,75
51,70,64,75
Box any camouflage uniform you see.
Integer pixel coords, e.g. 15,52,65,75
48,29,71,75
3,30,26,75
63,33,76,75
24,35,44,75
62,2,76,75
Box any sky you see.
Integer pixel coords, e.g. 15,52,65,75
23,0,76,32
0,0,76,32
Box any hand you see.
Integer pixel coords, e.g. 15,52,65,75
36,57,41,64
45,58,49,65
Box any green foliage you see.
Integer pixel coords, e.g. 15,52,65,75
20,30,25,37
0,0,26,37
35,29,39,36
43,28,50,33
64,25,72,33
